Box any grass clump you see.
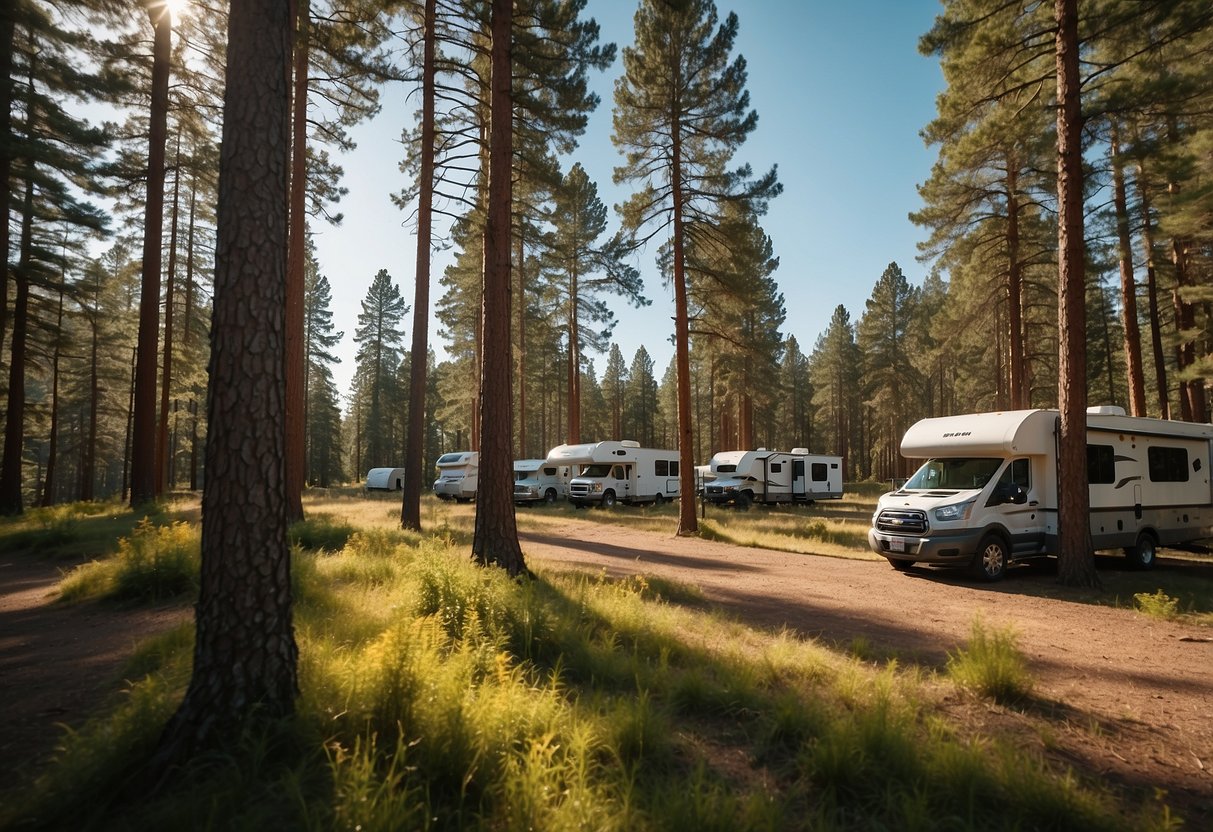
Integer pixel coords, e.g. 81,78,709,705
289,513,356,552
1133,589,1180,620
57,520,200,605
947,618,1034,704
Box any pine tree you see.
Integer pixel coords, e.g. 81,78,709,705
809,306,860,479
613,0,779,534
601,342,627,439
352,269,408,471
303,246,344,486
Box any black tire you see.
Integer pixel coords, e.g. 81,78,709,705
888,558,914,572
544,488,557,504
1125,532,1157,570
601,490,617,508
737,491,753,510
971,534,1008,582
653,492,666,505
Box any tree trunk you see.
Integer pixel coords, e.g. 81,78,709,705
41,286,66,507
1006,160,1027,409
154,0,297,765
285,0,310,524
81,287,99,502
516,228,527,455
567,269,581,444
0,8,14,356
471,0,526,576
131,1,172,507
671,119,697,534
185,167,199,490
1135,170,1170,419
1054,0,1098,589
157,131,182,495
1110,123,1146,416
0,175,33,515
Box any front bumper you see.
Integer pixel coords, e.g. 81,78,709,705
867,526,986,563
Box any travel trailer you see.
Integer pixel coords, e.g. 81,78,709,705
703,448,843,507
547,440,681,507
365,467,406,491
432,451,479,502
513,458,571,504
869,407,1213,580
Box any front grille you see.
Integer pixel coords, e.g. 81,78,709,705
705,485,723,496
875,509,928,535
569,483,590,496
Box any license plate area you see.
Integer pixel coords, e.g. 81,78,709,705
889,536,906,553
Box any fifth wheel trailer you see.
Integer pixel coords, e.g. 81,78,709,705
868,407,1213,580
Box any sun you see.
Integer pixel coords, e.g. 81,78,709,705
162,0,190,22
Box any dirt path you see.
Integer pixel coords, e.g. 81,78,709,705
2,519,1210,821
0,555,189,783
519,519,1213,819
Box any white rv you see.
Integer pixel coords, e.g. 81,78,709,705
703,448,843,507
513,458,571,504
547,440,681,507
365,467,406,491
432,451,479,502
869,407,1213,580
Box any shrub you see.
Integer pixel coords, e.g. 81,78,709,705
947,619,1033,704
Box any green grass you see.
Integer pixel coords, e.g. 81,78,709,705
2,500,1186,832
947,618,1034,704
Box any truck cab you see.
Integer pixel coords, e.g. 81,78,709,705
568,463,632,507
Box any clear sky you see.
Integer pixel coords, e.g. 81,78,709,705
312,0,945,396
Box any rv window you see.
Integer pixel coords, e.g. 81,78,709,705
656,460,669,476
811,463,827,481
1087,445,1115,484
543,467,557,476
770,463,782,473
905,458,1001,490
515,471,528,481
997,458,1030,489
1148,447,1189,482
612,465,626,479
582,464,612,477
437,453,465,465
670,461,679,476
716,464,737,473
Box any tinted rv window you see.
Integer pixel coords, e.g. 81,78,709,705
655,460,669,476
770,463,782,473
811,463,827,481
670,461,679,476
1087,445,1115,484
1148,447,1189,482
717,464,736,473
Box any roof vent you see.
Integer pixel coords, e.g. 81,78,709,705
1087,405,1126,416
620,439,641,448
791,447,809,455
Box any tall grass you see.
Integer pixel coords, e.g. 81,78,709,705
6,521,1181,832
947,618,1034,704
57,520,200,604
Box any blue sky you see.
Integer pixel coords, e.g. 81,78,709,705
314,0,945,394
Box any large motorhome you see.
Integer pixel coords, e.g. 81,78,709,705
869,407,1213,580
432,451,479,502
513,458,571,504
365,467,406,491
547,440,681,507
703,448,843,507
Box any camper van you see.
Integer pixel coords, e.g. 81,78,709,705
365,467,406,491
513,458,571,504
869,407,1213,580
547,440,681,507
432,451,479,502
703,448,843,507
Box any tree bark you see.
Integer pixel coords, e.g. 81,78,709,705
0,175,33,515
41,286,66,507
130,1,172,507
471,0,526,576
154,0,297,765
157,130,182,494
1135,169,1170,419
0,7,14,356
1110,123,1146,416
1054,0,1098,589
284,0,310,524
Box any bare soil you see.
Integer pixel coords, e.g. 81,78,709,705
2,518,1210,824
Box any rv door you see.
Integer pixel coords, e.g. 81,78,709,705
792,459,806,498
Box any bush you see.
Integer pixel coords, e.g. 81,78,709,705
947,619,1033,704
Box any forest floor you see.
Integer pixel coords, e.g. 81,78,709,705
2,516,1211,825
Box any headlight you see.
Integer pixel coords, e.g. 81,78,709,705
723,485,736,492
934,501,974,522
590,482,603,493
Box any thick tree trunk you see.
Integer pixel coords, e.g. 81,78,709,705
1110,124,1146,416
671,118,697,534
516,230,527,455
0,176,33,516
472,0,526,576
154,0,297,765
285,0,309,524
1054,0,1098,589
131,2,172,507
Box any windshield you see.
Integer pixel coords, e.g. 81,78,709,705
581,464,612,477
904,458,1003,491
515,470,531,481
437,453,464,465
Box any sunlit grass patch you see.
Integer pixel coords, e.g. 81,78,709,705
947,618,1034,704
1133,589,1180,620
57,520,200,605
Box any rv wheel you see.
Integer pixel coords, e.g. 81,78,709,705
653,493,665,505
736,492,753,510
601,490,617,508
972,535,1008,582
544,488,558,503
1125,532,1157,570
